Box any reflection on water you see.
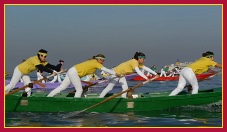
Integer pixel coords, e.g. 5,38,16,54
6,102,222,127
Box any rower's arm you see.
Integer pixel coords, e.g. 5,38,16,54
215,63,222,69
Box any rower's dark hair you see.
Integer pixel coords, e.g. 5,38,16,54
90,54,105,60
206,51,214,56
38,49,48,53
202,52,207,57
59,60,64,62
37,49,48,57
133,52,145,60
202,51,214,58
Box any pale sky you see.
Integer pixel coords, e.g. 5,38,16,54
5,5,222,74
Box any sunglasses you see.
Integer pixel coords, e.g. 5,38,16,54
40,54,47,58
207,55,214,58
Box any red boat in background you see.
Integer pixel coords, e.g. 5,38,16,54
132,73,215,81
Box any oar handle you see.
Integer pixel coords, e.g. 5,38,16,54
142,75,159,84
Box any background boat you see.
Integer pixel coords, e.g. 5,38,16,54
132,73,215,81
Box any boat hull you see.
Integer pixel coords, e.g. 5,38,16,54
5,87,222,113
132,73,215,81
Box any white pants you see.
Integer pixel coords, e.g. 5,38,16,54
6,66,32,96
99,73,128,98
37,72,45,83
49,72,62,83
167,72,176,77
160,70,166,77
47,67,83,98
57,75,62,83
169,67,199,96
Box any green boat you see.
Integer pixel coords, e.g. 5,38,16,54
5,87,222,113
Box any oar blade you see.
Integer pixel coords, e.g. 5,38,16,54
63,111,84,119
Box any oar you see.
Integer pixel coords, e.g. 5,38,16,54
66,79,108,97
81,80,93,85
35,82,46,88
63,75,159,118
5,73,62,96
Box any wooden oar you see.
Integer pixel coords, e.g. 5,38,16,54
5,73,61,96
35,82,46,88
81,80,94,85
63,75,159,119
66,79,108,97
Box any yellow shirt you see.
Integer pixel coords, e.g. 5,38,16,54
18,56,48,75
74,59,103,77
187,57,217,74
114,59,143,75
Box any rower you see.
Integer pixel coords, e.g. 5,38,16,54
99,52,159,98
5,49,65,97
47,54,118,98
169,51,222,96
49,60,65,83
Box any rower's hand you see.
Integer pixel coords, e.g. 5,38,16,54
208,69,216,74
144,76,149,81
155,74,160,78
52,71,57,76
60,68,66,73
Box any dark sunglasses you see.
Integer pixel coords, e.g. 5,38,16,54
41,55,47,58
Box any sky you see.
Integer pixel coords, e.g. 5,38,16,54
5,5,222,74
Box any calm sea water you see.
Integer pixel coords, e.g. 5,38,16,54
5,74,222,127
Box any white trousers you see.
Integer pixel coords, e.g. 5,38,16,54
99,72,128,98
6,66,32,96
47,67,83,98
49,74,62,83
160,70,167,77
37,72,45,83
169,67,199,96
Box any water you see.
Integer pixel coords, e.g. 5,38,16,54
5,74,222,127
